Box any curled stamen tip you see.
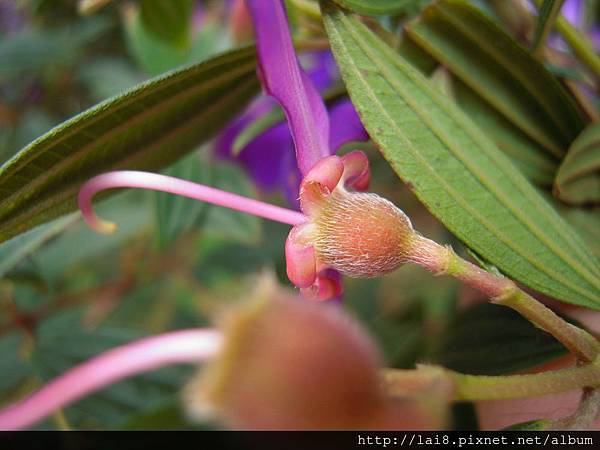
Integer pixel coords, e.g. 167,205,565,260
85,216,118,235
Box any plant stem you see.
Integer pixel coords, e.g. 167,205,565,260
78,171,307,234
384,360,600,402
529,0,600,79
0,329,222,430
555,16,600,79
412,236,600,362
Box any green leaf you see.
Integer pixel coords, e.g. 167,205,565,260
31,310,192,428
126,13,231,76
0,46,260,244
403,0,585,158
562,207,600,261
432,303,568,375
139,0,194,49
0,214,78,279
321,2,600,309
202,163,262,246
154,153,211,248
0,18,111,81
531,0,566,53
330,0,418,16
554,123,600,206
452,78,557,186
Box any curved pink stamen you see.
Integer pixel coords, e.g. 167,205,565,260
78,170,307,234
0,329,222,430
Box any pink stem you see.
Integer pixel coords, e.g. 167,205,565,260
0,329,222,430
78,171,307,234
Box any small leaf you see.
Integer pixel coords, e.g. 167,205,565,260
31,310,192,428
0,214,78,279
531,0,566,54
403,0,585,158
554,123,600,206
330,0,419,16
0,46,260,244
154,154,210,248
139,0,194,49
432,303,568,375
322,2,600,308
202,163,262,245
561,207,600,260
233,108,286,156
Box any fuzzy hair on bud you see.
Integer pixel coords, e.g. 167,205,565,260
313,191,415,278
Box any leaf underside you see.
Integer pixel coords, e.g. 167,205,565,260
322,1,600,309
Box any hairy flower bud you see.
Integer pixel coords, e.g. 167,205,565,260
313,190,415,278
285,152,418,299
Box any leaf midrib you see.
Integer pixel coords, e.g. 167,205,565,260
350,14,600,284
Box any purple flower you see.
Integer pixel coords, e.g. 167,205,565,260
214,3,368,208
550,0,600,53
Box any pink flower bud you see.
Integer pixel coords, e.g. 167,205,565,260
285,151,417,298
313,190,415,278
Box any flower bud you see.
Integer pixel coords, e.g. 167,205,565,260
313,190,415,278
185,278,406,429
285,151,420,300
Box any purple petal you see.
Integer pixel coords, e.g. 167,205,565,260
238,122,294,192
283,158,302,210
561,0,584,28
246,0,330,176
592,28,600,51
302,51,339,92
328,99,369,153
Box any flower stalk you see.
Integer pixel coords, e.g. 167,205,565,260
384,359,600,402
413,235,600,363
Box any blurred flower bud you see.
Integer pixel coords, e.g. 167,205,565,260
184,277,435,429
230,0,253,44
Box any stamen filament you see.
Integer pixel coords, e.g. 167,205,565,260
78,170,307,234
0,329,222,430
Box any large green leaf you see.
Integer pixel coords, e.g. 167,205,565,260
154,154,211,248
0,214,78,279
452,79,557,186
0,46,260,244
321,2,600,308
554,122,600,206
330,0,418,15
403,0,585,158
